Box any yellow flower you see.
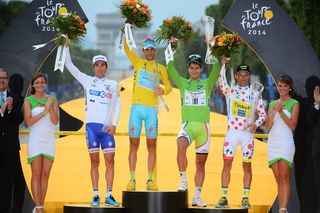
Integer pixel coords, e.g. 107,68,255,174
217,41,224,46
222,35,227,41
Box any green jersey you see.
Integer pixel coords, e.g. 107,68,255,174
167,61,220,123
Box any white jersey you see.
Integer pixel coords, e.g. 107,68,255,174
65,47,120,129
218,64,266,131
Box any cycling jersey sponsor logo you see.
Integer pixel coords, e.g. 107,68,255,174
105,86,112,92
184,90,206,106
137,70,157,91
232,100,252,118
148,127,153,135
238,110,247,117
197,84,204,89
89,89,113,99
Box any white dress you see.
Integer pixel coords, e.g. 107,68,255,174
27,100,56,164
267,109,295,167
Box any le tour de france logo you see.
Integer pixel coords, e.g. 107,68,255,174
240,2,274,36
34,0,68,32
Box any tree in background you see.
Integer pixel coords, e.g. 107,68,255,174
0,1,28,36
288,0,320,57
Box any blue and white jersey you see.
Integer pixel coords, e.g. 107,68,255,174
65,47,120,129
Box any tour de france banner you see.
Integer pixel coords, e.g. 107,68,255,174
0,0,87,83
222,0,320,96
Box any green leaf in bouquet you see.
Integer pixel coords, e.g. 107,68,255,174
119,0,151,28
50,11,87,46
155,16,193,50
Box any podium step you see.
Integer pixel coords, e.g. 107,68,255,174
122,190,188,213
64,204,126,213
187,206,248,212
64,194,248,213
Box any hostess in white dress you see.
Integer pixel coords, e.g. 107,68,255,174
267,99,299,168
26,96,56,164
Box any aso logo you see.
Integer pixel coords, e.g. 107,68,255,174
34,0,68,32
240,3,274,36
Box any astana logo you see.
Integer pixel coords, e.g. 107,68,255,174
240,2,274,36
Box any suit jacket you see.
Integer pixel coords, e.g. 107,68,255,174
0,91,24,152
307,105,320,157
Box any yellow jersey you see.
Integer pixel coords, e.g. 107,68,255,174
124,39,172,107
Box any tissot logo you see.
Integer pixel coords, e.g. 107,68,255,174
34,0,65,32
240,3,273,36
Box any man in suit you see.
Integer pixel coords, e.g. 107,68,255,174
307,85,320,213
294,76,320,213
0,68,24,213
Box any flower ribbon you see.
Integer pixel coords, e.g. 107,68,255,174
32,35,66,73
32,37,59,50
54,45,67,73
164,42,174,65
124,23,137,50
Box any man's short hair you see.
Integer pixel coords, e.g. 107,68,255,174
0,68,9,77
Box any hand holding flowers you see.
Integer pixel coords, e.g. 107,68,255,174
209,32,242,57
119,0,151,28
155,16,193,50
50,12,86,46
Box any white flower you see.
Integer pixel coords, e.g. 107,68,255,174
136,4,141,8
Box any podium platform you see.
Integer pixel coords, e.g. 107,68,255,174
122,190,188,213
187,207,248,213
64,191,248,213
64,204,125,213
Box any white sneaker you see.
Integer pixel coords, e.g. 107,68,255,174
192,196,206,207
177,181,188,191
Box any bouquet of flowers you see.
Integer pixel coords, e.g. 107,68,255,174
155,16,193,49
209,32,242,57
50,11,87,46
119,0,151,28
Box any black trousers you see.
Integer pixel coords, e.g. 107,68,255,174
313,156,320,213
0,150,25,213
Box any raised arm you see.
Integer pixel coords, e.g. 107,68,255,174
207,61,221,89
208,56,230,89
64,47,89,86
307,86,320,125
123,35,140,65
218,64,231,97
167,61,187,89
